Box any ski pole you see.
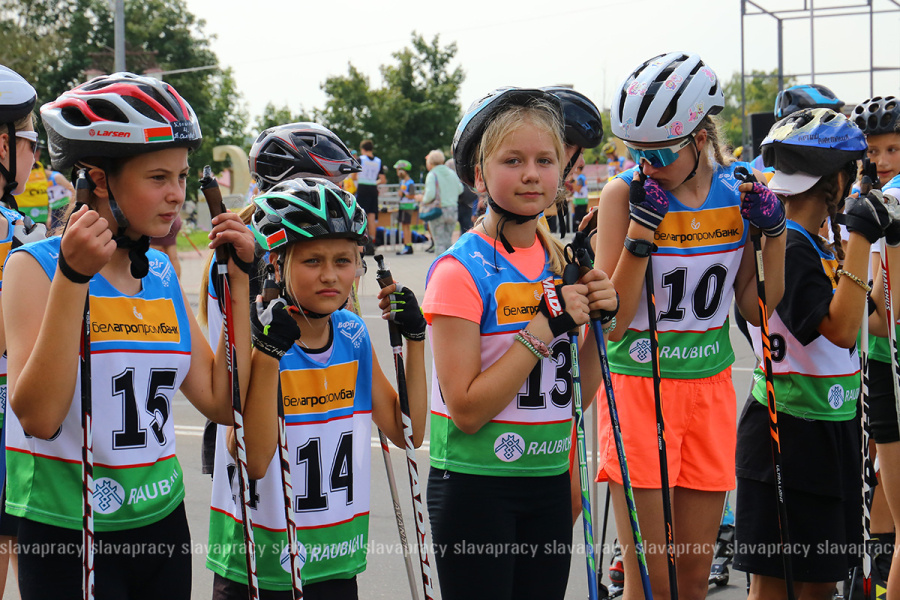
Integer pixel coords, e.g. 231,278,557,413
201,166,260,600
75,170,95,600
374,255,435,600
569,232,654,600
344,262,420,600
643,250,678,600
734,166,795,600
560,251,601,600
260,271,304,599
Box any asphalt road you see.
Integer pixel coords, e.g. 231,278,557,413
1,234,759,599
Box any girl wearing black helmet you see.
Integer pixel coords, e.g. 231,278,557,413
595,52,787,600
204,178,427,599
733,108,898,597
852,95,900,595
3,72,254,599
425,87,617,599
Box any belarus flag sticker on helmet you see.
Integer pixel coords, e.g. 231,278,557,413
144,126,174,143
266,229,287,249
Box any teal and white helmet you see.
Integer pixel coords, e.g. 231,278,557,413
251,177,367,251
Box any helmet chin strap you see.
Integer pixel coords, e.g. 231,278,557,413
102,161,150,279
562,147,582,180
0,123,20,210
675,136,700,187
480,158,544,255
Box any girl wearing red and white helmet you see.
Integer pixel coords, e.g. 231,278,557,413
3,72,254,599
594,52,786,600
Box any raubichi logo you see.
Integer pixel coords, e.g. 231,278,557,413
629,339,652,364
828,384,844,410
494,432,525,462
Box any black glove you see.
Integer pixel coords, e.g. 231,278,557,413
538,278,578,338
845,190,892,244
882,189,900,247
251,297,301,359
388,283,427,342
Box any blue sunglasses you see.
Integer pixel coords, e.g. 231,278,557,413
625,136,694,168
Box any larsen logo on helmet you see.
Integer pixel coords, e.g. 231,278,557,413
144,126,174,143
89,129,131,138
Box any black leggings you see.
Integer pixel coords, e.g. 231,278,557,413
427,468,572,600
18,502,192,600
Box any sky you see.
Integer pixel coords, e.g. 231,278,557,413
181,0,900,124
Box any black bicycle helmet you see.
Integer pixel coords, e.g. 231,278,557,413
774,84,844,119
451,87,563,188
541,87,603,149
249,122,360,192
0,66,37,208
851,96,900,136
251,177,367,251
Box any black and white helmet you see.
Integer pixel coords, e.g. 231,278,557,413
249,122,360,192
611,52,724,143
851,96,900,137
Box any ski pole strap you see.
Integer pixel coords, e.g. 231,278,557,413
58,251,92,284
539,278,577,337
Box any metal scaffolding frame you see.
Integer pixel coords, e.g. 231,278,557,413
740,0,900,150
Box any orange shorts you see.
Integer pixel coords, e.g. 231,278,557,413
595,368,736,491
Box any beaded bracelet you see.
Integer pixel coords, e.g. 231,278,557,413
602,317,617,335
835,268,872,293
514,333,545,360
518,329,551,358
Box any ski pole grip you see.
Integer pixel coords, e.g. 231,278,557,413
200,165,229,265
262,264,279,303
373,255,402,346
734,166,757,185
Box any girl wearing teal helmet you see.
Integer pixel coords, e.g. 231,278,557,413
206,177,428,599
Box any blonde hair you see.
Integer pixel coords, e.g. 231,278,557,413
476,101,569,275
696,115,734,168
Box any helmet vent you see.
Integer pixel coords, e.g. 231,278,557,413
86,99,128,123
61,106,91,127
122,95,167,123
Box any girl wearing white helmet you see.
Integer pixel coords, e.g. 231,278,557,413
0,63,45,597
424,87,617,599
3,72,254,599
594,52,786,600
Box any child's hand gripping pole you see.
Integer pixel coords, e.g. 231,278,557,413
373,254,435,600
734,166,795,600
201,166,260,600
568,232,654,600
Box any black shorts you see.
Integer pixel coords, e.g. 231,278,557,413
398,209,414,225
734,477,861,582
0,483,20,537
868,358,900,444
355,184,379,215
212,572,358,600
17,502,192,600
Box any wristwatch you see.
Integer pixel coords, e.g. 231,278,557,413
624,237,656,258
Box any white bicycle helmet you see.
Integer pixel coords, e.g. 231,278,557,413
0,66,37,206
611,52,724,143
41,71,202,174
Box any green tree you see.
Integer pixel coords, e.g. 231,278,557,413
0,0,247,182
254,103,314,133
319,33,464,182
720,70,795,150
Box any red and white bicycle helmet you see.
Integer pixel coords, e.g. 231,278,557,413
41,72,202,173
249,122,360,192
611,52,724,144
